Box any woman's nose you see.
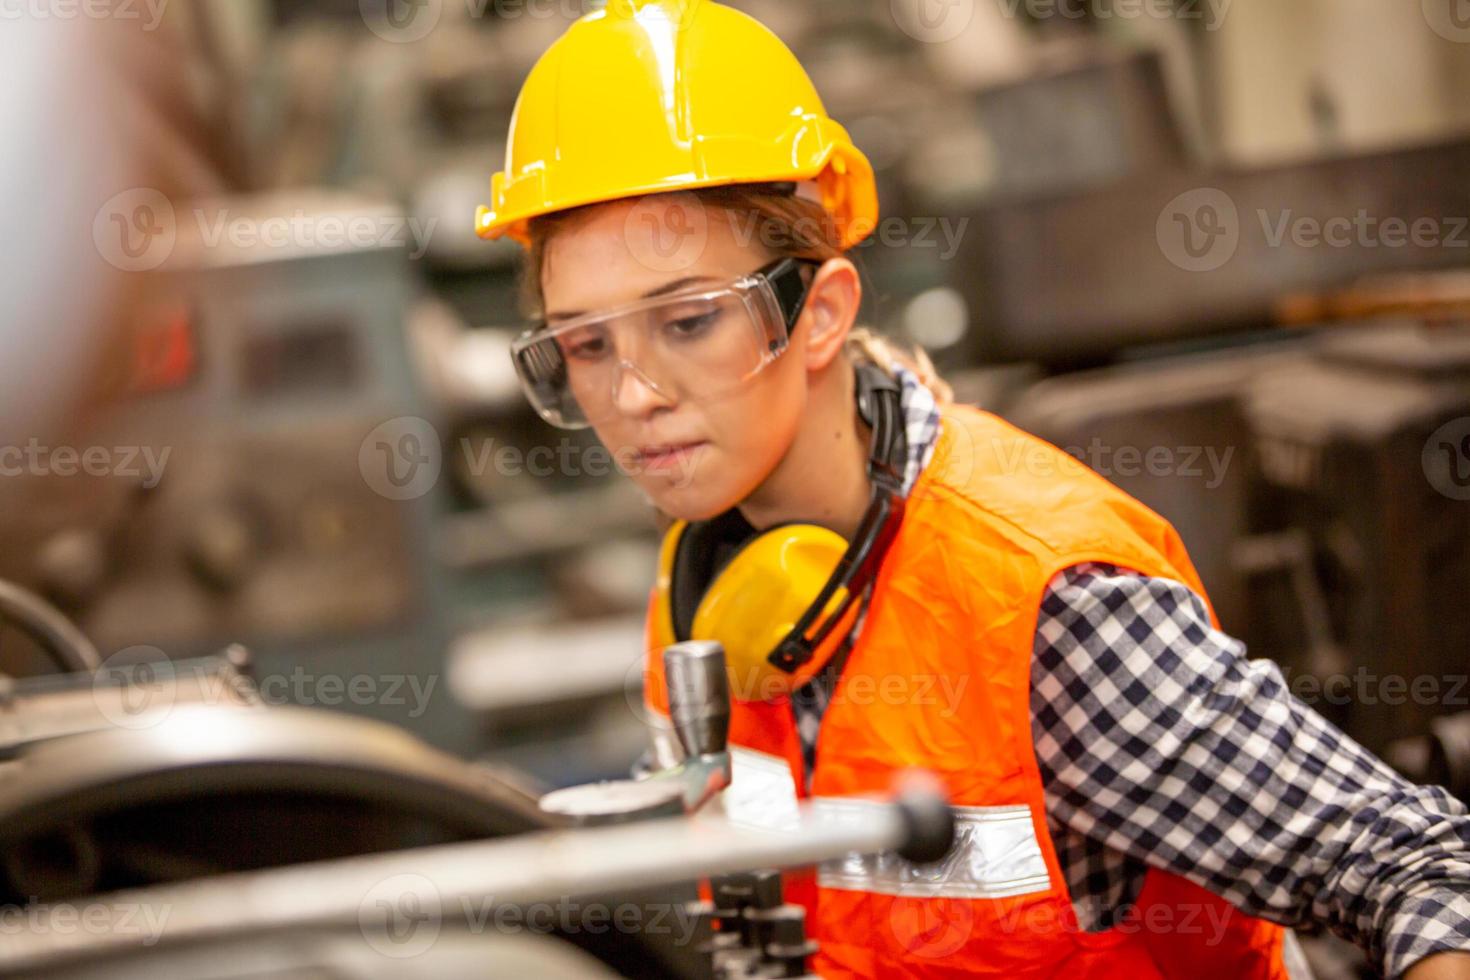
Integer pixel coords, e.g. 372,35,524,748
611,359,675,418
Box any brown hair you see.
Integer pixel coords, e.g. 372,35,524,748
520,183,954,405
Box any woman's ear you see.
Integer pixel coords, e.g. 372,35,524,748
798,258,861,372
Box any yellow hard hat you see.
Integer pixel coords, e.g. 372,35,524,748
476,0,878,250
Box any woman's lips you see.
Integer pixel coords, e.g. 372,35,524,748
635,441,707,471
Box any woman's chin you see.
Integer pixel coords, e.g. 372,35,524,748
641,480,741,523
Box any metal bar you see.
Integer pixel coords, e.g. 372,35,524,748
0,797,911,974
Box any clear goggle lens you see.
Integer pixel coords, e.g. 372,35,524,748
511,269,796,429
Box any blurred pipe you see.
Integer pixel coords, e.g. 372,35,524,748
0,785,950,974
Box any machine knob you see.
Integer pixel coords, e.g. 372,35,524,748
762,906,819,977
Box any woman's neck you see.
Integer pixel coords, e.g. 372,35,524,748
737,360,874,541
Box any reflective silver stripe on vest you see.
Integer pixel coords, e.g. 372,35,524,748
723,746,802,833
813,798,1051,899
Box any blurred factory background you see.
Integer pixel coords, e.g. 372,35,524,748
2,2,1470,976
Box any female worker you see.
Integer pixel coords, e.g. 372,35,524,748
478,2,1470,977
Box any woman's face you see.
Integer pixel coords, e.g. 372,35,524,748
538,196,809,522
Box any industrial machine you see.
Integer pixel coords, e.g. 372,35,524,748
0,575,956,979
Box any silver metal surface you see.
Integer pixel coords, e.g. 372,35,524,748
0,704,548,841
0,791,917,974
663,641,730,761
640,642,733,813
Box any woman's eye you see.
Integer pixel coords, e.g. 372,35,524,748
562,331,608,360
665,311,719,338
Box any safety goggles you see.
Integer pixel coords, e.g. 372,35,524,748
511,257,820,429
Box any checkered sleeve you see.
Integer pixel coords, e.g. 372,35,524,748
1031,562,1470,978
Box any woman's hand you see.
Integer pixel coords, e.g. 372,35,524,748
1406,952,1470,979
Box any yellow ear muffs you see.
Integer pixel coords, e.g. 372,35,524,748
654,519,861,700
650,363,907,702
650,521,683,653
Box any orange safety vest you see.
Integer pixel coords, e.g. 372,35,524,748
643,403,1289,978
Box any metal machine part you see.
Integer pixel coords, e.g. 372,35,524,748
702,869,820,979
954,138,1470,365
1243,323,1470,755
0,579,102,674
0,191,434,650
0,704,552,905
0,647,257,758
0,777,953,976
652,641,734,812
0,191,489,752
907,48,1187,213
38,929,622,980
542,641,733,822
538,780,686,826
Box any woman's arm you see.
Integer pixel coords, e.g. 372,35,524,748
1030,563,1470,978
1406,952,1470,979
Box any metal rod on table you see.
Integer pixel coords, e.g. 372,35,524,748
0,789,947,974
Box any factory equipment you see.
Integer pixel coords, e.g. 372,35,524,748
0,615,955,979
0,760,952,979
952,138,1470,366
0,598,745,977
541,642,733,822
0,192,488,751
